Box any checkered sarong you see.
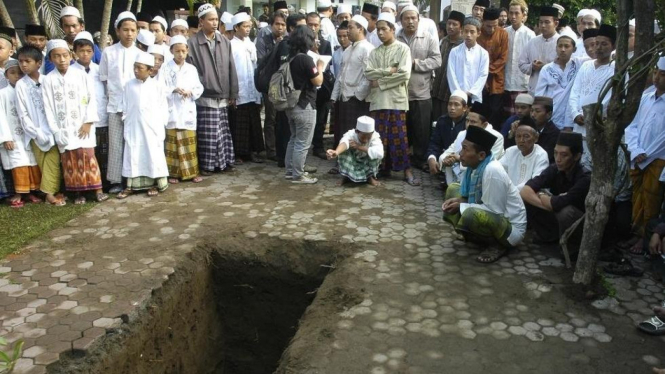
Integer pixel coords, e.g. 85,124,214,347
107,113,124,184
371,110,410,172
196,106,235,172
338,148,381,182
165,129,199,181
229,102,265,156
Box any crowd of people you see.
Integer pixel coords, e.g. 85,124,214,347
0,1,663,271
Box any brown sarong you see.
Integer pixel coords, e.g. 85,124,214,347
11,166,41,194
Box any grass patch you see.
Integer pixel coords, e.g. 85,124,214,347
0,202,95,260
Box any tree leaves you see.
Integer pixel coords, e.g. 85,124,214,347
37,0,71,39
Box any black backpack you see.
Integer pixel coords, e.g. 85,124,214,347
254,40,283,94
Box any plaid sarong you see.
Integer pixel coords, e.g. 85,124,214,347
196,106,235,172
165,129,199,181
334,98,370,146
338,148,381,183
107,113,124,184
126,176,169,191
503,91,526,117
371,110,410,172
11,166,41,194
229,102,265,157
61,148,103,192
95,127,110,187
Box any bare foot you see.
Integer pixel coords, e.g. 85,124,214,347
336,177,349,186
368,177,381,187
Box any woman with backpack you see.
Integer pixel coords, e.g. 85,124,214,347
283,25,325,184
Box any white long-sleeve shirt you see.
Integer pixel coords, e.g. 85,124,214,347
504,25,535,92
320,15,339,50
331,39,374,102
459,160,527,246
568,59,615,135
0,85,37,170
625,90,665,169
534,57,587,129
161,60,204,130
71,62,109,128
573,37,589,59
499,144,550,190
339,129,383,160
99,42,141,113
42,67,99,153
447,43,489,104
440,124,504,181
15,75,55,152
230,36,261,106
518,33,560,95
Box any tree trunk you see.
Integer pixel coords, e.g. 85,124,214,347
24,0,40,25
0,0,14,28
430,0,441,23
100,0,113,50
136,0,142,13
126,0,133,11
74,0,84,21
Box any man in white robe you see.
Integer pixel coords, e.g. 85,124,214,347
518,6,561,95
447,17,489,104
499,121,550,190
504,0,535,115
362,3,382,48
326,116,383,186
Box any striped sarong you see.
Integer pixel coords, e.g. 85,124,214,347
61,148,103,192
11,166,41,194
126,176,169,191
371,110,410,172
338,148,381,183
334,98,370,146
196,106,235,172
229,102,265,157
165,129,199,181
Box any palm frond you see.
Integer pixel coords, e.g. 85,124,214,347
38,0,71,39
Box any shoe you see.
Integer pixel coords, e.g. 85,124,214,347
109,184,123,194
285,172,309,180
313,149,327,160
303,164,318,173
292,175,318,184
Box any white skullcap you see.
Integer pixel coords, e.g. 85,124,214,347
397,0,413,6
515,93,534,105
337,4,352,15
356,116,375,133
298,9,306,15
171,19,188,29
74,31,94,43
552,3,565,17
658,56,665,71
137,29,155,46
135,51,155,67
232,12,251,26
115,11,136,28
152,16,168,30
169,35,187,47
60,6,81,19
198,4,216,18
576,9,590,19
400,5,419,17
588,9,601,22
450,90,468,103
221,12,234,24
148,44,164,55
319,0,332,8
259,21,269,28
377,12,396,26
351,15,369,30
46,39,68,55
225,22,234,31
382,1,396,11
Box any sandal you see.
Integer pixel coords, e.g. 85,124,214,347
27,194,42,204
637,316,665,335
476,247,508,264
168,178,180,184
404,176,421,186
10,199,24,209
96,193,109,202
49,199,66,206
116,189,133,200
603,258,644,277
192,176,203,183
147,188,159,197
74,196,86,205
328,167,339,174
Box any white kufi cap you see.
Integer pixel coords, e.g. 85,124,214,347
135,52,155,67
351,15,369,30
198,4,216,18
337,4,352,15
171,19,188,29
60,6,81,19
169,35,187,47
400,5,419,18
137,29,155,46
152,16,168,30
576,9,590,19
450,90,468,103
115,11,136,28
46,39,69,55
515,93,534,105
232,12,251,26
319,0,332,8
225,22,234,31
588,9,601,22
356,116,375,133
658,56,665,71
74,31,94,43
148,44,164,55
382,1,396,11
377,12,396,26
221,12,234,24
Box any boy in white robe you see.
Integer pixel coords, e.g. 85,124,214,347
42,39,107,204
0,60,41,207
447,17,489,104
71,31,110,190
117,52,169,199
16,45,65,206
161,35,204,184
326,116,384,186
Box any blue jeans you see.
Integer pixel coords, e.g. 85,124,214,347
285,104,316,178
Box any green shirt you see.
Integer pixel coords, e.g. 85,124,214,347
364,41,412,111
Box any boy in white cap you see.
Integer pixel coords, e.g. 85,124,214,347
117,52,169,199
71,31,110,191
99,11,139,194
0,60,41,207
221,12,235,40
136,29,155,52
161,35,203,184
150,16,173,61
16,45,64,205
229,12,265,164
147,44,165,80
326,116,383,186
42,39,107,204
170,19,189,38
